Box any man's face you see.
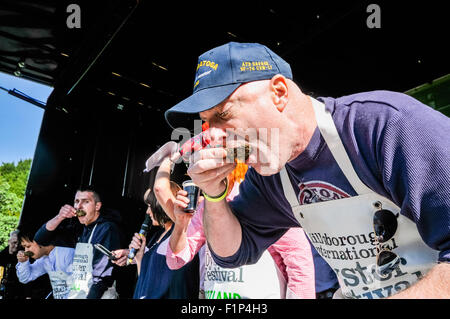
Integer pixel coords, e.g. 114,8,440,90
8,234,18,254
74,191,101,226
199,79,293,176
21,239,44,259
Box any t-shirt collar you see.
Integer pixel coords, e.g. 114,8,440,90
287,96,332,169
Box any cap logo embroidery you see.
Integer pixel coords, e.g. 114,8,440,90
194,60,219,89
196,60,219,71
240,61,273,72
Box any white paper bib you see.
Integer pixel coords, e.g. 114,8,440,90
67,224,118,299
279,98,438,299
203,245,284,299
67,230,95,299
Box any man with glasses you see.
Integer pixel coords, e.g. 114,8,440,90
161,42,450,299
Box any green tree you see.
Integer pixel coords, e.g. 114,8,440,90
0,179,22,216
0,159,32,250
0,214,20,251
0,159,31,198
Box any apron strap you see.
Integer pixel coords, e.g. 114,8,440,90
310,97,373,195
54,247,59,271
280,167,303,223
88,224,98,244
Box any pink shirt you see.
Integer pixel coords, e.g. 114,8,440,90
166,191,316,299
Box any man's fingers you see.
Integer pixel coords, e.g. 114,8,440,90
191,163,236,184
188,148,227,166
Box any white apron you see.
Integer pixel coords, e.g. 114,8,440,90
203,245,284,299
68,224,117,299
47,248,72,299
279,97,439,299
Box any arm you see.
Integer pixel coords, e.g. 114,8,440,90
153,157,177,221
33,205,78,248
166,197,206,269
15,253,46,284
187,147,241,258
188,147,297,268
388,262,450,299
203,197,242,258
129,234,146,276
379,104,450,298
352,93,450,297
267,228,316,299
46,205,77,231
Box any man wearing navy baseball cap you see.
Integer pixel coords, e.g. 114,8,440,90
162,42,450,299
165,42,292,130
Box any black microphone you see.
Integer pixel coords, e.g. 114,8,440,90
127,214,152,265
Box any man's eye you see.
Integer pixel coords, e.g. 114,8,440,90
217,111,230,119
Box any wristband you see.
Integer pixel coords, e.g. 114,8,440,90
202,179,228,202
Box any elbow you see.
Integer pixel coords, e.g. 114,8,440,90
18,276,30,284
166,257,183,270
153,183,165,200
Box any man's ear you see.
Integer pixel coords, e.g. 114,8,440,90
270,75,289,112
95,201,102,212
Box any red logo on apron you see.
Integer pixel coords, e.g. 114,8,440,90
298,181,350,204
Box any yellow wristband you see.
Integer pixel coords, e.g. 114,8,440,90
202,179,228,202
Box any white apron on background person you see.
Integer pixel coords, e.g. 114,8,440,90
67,224,117,299
203,245,285,299
279,97,439,299
47,247,72,299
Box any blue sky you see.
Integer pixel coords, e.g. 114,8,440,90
0,71,53,165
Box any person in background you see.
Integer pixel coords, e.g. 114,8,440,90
34,187,122,298
0,230,29,299
16,231,74,299
112,184,199,299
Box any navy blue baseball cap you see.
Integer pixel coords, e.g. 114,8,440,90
164,42,293,129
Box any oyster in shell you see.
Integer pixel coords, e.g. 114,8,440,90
226,144,252,163
76,209,87,217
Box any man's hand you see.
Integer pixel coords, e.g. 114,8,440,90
45,204,76,231
16,250,28,263
111,249,129,267
57,204,77,220
186,146,241,259
187,147,235,197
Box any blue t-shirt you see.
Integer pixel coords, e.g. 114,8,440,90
211,91,450,276
133,225,199,299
